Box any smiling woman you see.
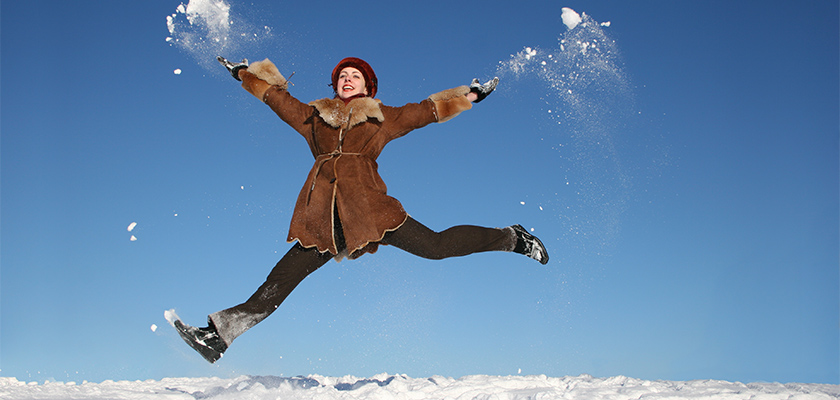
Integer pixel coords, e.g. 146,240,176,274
332,57,375,100
167,55,549,363
336,67,367,98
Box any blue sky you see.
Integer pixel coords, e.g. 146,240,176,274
2,0,837,385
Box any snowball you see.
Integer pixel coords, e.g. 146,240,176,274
184,0,231,38
164,309,180,326
524,47,537,60
166,15,176,35
561,7,582,30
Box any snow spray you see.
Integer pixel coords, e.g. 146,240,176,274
496,8,633,261
165,0,274,72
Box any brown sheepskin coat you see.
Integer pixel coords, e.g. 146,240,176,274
239,59,474,259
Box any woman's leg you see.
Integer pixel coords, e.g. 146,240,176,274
381,216,516,260
209,242,334,346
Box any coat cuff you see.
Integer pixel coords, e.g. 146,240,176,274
240,58,288,100
428,85,472,123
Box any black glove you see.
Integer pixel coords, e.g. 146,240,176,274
469,77,499,103
217,56,249,81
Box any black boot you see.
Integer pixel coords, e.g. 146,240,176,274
173,318,228,363
511,224,549,264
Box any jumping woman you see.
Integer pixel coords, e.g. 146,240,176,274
171,56,549,363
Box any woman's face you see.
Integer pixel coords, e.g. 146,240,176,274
336,67,367,99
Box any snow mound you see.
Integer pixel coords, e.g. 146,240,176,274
1,374,837,400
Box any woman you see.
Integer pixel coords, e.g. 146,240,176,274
172,56,549,363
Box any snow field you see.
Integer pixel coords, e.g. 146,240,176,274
1,374,837,400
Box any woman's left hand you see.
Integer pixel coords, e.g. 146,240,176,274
468,77,499,103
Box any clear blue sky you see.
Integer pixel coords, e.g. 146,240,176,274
2,0,837,385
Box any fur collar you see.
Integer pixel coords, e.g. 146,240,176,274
308,97,384,129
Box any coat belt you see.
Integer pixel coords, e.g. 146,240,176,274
306,151,365,205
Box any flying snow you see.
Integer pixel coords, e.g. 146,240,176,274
127,222,138,241
496,6,632,259
561,7,582,30
165,0,273,72
167,0,231,42
163,309,180,327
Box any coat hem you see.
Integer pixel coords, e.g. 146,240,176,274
286,213,409,262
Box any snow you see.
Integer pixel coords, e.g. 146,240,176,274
165,0,273,72
496,6,631,254
128,222,138,241
524,47,537,60
561,7,582,30
167,0,230,40
1,374,835,399
164,309,180,327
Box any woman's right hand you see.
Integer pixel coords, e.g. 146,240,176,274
217,56,249,81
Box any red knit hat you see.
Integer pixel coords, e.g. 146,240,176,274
331,57,378,98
